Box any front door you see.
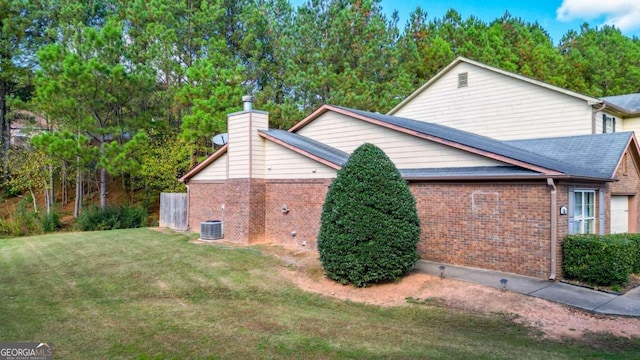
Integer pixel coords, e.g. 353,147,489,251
611,196,629,234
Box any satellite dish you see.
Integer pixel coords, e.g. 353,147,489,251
212,133,228,146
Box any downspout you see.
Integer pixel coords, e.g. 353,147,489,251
547,178,557,281
591,102,606,134
185,184,190,231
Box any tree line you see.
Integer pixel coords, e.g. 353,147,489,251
1,0,639,219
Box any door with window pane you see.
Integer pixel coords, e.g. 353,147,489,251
573,190,595,234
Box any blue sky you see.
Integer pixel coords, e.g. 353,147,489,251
290,0,640,44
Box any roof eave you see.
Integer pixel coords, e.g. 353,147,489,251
258,131,343,170
388,57,466,115
600,100,637,116
403,174,557,181
403,174,613,182
179,144,228,183
289,105,333,132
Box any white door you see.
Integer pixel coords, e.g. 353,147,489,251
611,196,629,233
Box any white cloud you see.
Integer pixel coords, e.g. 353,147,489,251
556,0,640,33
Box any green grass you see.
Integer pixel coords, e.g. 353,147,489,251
1,229,639,359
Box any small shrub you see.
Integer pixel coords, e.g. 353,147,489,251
76,205,148,231
1,186,21,198
563,234,636,286
318,143,421,287
0,217,20,237
15,195,38,235
39,209,61,233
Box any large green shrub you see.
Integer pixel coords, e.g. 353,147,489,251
623,234,640,274
606,233,640,274
77,205,148,231
563,234,636,286
318,143,421,287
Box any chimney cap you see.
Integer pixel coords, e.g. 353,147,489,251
242,95,254,111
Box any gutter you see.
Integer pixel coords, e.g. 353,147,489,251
547,178,557,281
591,102,606,134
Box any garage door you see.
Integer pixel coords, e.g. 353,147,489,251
611,196,629,234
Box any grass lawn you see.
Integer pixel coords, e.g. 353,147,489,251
1,228,639,359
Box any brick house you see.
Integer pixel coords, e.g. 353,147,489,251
180,58,640,280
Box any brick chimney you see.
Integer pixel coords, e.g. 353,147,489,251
224,96,268,244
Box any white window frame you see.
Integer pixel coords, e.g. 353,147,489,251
573,190,596,234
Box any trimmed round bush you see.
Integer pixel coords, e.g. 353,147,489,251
318,143,421,287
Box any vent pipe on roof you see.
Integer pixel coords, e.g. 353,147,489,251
242,95,254,111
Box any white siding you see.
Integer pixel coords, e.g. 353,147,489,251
297,111,505,168
265,142,337,179
393,62,594,140
594,111,623,134
621,116,640,135
227,111,268,178
191,153,228,181
250,112,268,178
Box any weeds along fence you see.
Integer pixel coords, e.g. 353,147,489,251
159,193,188,231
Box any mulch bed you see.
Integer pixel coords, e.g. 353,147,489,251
561,273,640,295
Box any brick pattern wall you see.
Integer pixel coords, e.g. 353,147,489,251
190,176,640,279
187,181,226,231
609,152,640,232
264,179,331,249
249,179,266,243
410,182,553,278
215,178,266,244
188,179,265,244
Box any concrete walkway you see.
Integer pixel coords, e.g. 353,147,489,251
415,260,640,317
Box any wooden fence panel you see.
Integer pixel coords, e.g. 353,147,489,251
159,193,188,230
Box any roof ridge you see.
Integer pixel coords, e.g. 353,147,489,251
333,106,607,179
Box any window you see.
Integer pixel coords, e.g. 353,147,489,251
458,72,468,88
573,190,595,234
603,114,616,133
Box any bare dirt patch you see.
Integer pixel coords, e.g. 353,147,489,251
261,245,640,341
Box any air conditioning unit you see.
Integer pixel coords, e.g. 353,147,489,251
200,220,223,240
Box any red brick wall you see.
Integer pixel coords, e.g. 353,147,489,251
187,181,226,231
264,179,331,249
187,179,265,244
190,177,638,279
410,182,553,278
608,152,640,232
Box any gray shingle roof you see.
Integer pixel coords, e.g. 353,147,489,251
260,107,627,181
259,129,349,166
505,132,632,178
602,93,640,114
336,106,612,180
400,166,543,179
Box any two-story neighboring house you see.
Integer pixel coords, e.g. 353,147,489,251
389,57,640,139
601,93,640,133
179,58,640,281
